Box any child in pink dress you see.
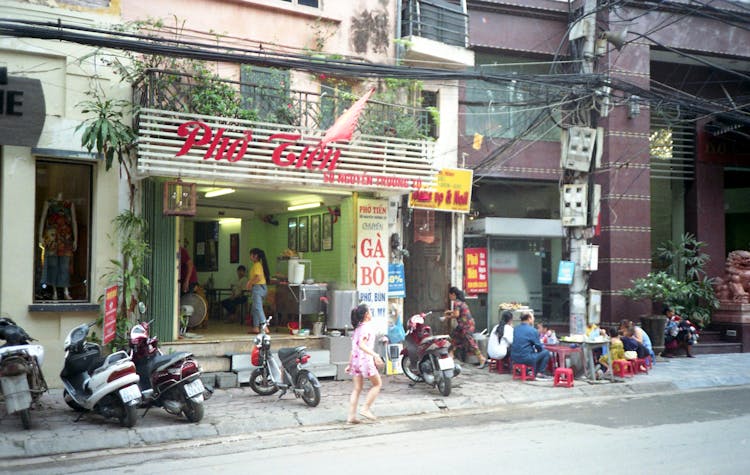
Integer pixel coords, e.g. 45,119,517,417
346,304,383,424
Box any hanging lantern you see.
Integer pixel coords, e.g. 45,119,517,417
163,180,197,216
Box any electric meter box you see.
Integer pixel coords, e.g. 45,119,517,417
561,184,588,226
580,244,599,271
588,289,602,325
561,126,597,172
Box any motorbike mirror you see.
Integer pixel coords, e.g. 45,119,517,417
138,301,146,314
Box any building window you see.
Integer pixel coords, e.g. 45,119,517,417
320,80,352,129
34,160,92,302
240,65,297,125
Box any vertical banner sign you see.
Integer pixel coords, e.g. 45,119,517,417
357,197,389,334
102,285,118,345
388,263,406,298
464,248,488,295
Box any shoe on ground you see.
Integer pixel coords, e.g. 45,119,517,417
535,373,551,380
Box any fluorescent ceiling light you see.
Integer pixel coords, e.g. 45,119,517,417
205,188,235,198
288,202,322,211
219,218,242,224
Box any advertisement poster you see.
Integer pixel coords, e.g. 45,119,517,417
408,168,473,213
102,285,118,345
388,263,406,298
557,260,575,285
464,247,488,295
357,197,389,334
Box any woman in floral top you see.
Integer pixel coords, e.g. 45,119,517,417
444,287,487,368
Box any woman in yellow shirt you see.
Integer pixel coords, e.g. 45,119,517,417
246,248,270,333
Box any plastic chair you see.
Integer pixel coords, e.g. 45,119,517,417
554,367,574,387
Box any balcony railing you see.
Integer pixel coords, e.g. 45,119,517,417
133,69,434,139
401,0,468,48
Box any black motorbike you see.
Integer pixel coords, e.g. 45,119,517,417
401,312,460,397
0,317,48,429
248,317,321,407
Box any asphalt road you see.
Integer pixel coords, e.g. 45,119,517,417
7,386,750,475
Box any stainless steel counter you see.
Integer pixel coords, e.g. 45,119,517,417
275,283,328,328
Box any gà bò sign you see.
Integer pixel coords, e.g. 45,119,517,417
137,109,437,192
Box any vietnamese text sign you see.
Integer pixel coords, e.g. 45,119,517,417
357,197,389,334
557,260,575,285
388,263,405,298
102,285,118,345
408,168,473,213
464,247,488,294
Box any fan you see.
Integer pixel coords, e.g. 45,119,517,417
180,293,208,329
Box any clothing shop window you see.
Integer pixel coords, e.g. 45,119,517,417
34,160,92,302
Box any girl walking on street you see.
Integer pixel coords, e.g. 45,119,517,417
346,304,383,424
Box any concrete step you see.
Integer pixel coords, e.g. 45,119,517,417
692,341,743,355
230,349,336,384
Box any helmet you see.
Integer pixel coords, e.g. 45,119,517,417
408,314,424,330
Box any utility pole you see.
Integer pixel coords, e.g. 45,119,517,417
562,0,600,335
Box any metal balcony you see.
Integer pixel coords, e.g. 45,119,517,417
400,0,473,68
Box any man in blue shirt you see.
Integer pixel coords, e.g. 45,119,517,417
510,312,551,379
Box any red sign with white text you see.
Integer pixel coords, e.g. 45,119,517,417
464,248,488,295
103,285,118,345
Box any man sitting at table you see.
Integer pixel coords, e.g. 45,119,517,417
222,265,248,322
510,312,552,379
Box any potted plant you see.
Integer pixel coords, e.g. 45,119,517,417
621,233,719,353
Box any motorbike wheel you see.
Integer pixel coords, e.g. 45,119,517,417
437,372,452,397
401,354,421,383
20,409,31,430
63,390,85,412
183,397,205,423
297,370,320,407
119,403,138,428
249,367,278,396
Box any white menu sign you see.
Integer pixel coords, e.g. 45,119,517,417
357,197,389,334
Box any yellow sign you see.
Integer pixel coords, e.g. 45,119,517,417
408,168,473,213
472,133,484,150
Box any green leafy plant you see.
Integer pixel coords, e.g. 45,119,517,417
100,210,151,351
622,233,719,326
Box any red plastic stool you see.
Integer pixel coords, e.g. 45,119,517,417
634,358,649,374
612,359,635,378
489,356,511,374
553,367,574,387
512,363,535,381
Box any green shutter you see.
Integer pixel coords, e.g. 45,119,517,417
143,179,176,341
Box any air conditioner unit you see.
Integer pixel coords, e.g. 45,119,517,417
561,184,588,226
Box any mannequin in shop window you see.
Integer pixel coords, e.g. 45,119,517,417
38,193,77,300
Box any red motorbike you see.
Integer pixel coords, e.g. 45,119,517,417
127,303,211,422
401,312,460,396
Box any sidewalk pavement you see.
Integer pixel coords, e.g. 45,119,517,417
2,353,750,459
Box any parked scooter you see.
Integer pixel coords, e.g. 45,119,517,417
127,303,209,422
0,317,48,429
60,322,142,427
248,317,321,407
401,312,460,396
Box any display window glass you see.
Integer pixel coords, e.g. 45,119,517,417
34,160,92,302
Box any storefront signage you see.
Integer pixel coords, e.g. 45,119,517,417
102,285,118,345
408,168,473,213
0,76,45,147
388,263,406,298
137,109,437,192
557,260,575,285
464,248,488,295
357,198,389,334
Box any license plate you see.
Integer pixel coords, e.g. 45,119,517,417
184,379,205,398
438,357,455,370
119,384,141,403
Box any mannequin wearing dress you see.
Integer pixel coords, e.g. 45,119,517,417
38,193,77,300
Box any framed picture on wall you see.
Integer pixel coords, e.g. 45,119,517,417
288,217,298,251
322,213,333,251
230,233,240,263
310,214,321,252
298,215,309,253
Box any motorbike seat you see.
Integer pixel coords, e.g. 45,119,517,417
278,346,305,361
149,352,193,374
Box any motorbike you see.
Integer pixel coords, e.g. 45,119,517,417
0,317,48,429
248,316,321,407
401,312,460,397
127,303,209,422
60,321,142,428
